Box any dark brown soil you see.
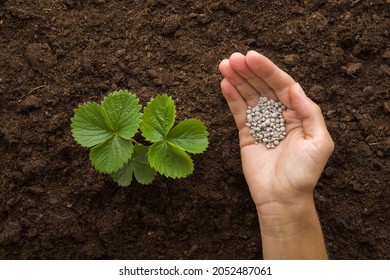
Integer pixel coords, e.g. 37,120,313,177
0,0,389,260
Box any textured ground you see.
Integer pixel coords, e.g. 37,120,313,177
0,0,389,259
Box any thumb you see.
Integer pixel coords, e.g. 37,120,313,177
289,83,329,141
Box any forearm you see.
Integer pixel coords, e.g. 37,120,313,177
257,197,328,260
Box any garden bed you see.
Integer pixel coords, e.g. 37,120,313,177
0,0,389,259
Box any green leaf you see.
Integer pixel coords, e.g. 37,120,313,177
112,160,134,187
89,136,133,174
71,91,143,175
132,144,157,184
167,118,209,154
71,103,113,148
112,144,156,186
101,90,142,139
141,94,176,142
148,141,193,178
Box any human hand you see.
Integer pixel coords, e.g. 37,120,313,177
219,51,334,216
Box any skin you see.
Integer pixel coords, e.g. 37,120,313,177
219,51,334,259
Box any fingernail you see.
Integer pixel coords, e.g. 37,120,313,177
297,83,307,97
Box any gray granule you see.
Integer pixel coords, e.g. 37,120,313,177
246,96,287,148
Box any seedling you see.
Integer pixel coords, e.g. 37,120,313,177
71,90,209,186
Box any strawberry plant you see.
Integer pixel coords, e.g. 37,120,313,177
71,90,209,186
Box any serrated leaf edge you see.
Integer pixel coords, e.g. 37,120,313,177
89,137,134,174
101,90,142,139
166,118,209,154
70,102,115,148
141,94,176,142
147,141,194,179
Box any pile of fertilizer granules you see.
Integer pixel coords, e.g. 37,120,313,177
246,96,287,148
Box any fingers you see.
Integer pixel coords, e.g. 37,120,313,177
220,78,248,130
219,51,296,109
220,78,265,148
289,83,334,153
219,58,259,107
245,51,295,108
228,53,278,102
289,83,324,137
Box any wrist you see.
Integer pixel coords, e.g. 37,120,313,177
256,194,318,238
256,196,327,259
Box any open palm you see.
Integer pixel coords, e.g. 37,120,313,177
219,51,334,210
